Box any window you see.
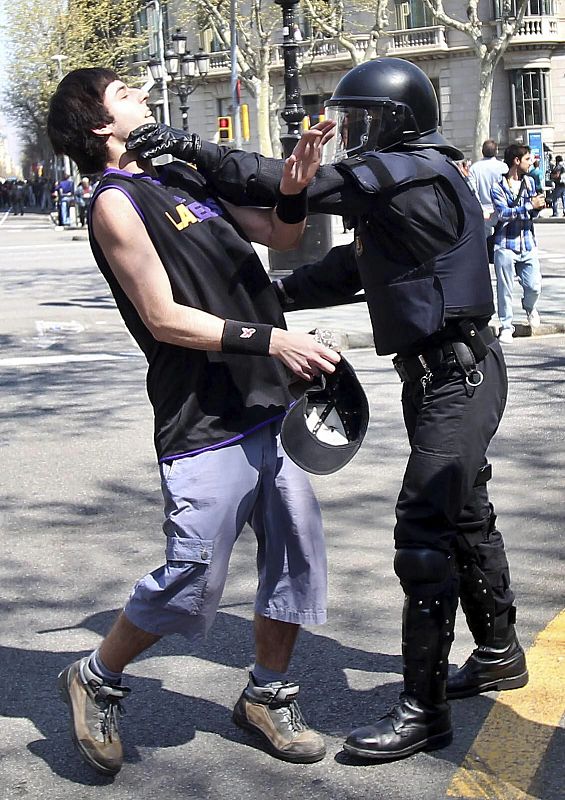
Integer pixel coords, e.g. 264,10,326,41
511,69,550,127
201,27,224,53
217,98,232,116
395,0,434,30
493,0,555,17
430,77,442,128
134,4,162,63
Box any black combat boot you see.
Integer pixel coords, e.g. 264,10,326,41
345,558,456,762
450,509,529,699
447,617,528,699
343,693,452,762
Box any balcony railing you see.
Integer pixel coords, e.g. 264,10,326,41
495,15,559,39
386,25,447,54
208,35,372,77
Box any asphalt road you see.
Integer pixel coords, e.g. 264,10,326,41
0,212,563,800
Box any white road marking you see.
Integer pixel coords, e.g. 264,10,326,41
0,353,137,368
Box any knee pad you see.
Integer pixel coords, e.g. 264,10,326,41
394,547,453,595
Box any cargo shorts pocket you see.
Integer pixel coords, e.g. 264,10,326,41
164,538,214,615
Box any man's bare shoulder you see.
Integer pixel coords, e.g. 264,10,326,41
92,187,143,238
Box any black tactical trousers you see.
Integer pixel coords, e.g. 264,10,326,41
394,339,515,618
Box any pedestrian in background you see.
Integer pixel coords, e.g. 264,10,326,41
529,158,544,194
74,176,93,227
491,143,545,343
56,173,75,226
468,139,508,263
10,181,25,215
550,154,565,217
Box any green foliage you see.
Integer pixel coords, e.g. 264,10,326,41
2,0,145,146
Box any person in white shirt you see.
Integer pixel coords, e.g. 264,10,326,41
468,139,508,260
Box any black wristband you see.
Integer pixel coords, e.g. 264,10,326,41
221,320,273,356
275,187,307,224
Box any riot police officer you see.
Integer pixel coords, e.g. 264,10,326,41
127,57,528,762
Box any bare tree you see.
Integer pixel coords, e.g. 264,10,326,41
422,0,529,159
304,0,390,64
185,0,281,155
185,1,392,154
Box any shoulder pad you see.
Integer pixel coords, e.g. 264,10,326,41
335,155,395,194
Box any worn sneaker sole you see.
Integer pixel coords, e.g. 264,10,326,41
57,667,121,777
447,669,529,700
232,709,326,764
343,729,453,762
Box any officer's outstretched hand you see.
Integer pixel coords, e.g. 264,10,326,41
126,123,200,163
279,120,335,195
270,328,340,381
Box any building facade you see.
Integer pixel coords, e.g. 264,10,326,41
0,131,19,180
141,1,565,165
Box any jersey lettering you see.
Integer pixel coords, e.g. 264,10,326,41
165,199,222,230
166,203,199,230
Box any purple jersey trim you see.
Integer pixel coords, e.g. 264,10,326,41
93,184,146,223
103,167,165,188
158,412,286,463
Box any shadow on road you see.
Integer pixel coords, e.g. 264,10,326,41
4,606,401,784
2,605,562,798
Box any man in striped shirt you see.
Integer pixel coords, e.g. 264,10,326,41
490,144,545,344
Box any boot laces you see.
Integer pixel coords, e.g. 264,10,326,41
270,697,308,733
90,682,129,742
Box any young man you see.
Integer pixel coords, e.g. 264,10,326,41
131,57,529,762
47,67,340,777
490,144,545,344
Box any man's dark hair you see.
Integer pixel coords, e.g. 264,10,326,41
556,155,563,164
482,139,498,158
47,68,119,175
503,143,530,169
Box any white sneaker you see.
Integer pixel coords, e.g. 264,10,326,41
498,328,514,344
526,309,541,329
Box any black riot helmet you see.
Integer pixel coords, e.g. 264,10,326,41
324,57,459,161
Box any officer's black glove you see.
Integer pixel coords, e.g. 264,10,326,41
126,123,202,163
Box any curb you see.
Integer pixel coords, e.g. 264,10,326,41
535,216,565,224
511,321,565,338
332,322,565,350
335,331,375,350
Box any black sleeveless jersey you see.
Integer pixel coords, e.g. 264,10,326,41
88,162,292,461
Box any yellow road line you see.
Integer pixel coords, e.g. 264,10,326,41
447,609,565,799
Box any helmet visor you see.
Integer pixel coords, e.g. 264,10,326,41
322,102,421,163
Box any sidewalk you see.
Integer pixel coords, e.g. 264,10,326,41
258,223,565,347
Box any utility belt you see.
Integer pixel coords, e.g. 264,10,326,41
393,321,495,389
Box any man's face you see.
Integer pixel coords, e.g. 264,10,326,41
101,80,155,143
516,151,533,177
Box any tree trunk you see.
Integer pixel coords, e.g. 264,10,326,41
473,55,497,161
256,63,273,156
269,86,284,159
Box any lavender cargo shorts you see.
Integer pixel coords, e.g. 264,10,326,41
124,423,327,641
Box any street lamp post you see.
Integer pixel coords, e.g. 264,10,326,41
144,0,170,126
274,0,305,156
149,29,209,131
269,0,332,271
